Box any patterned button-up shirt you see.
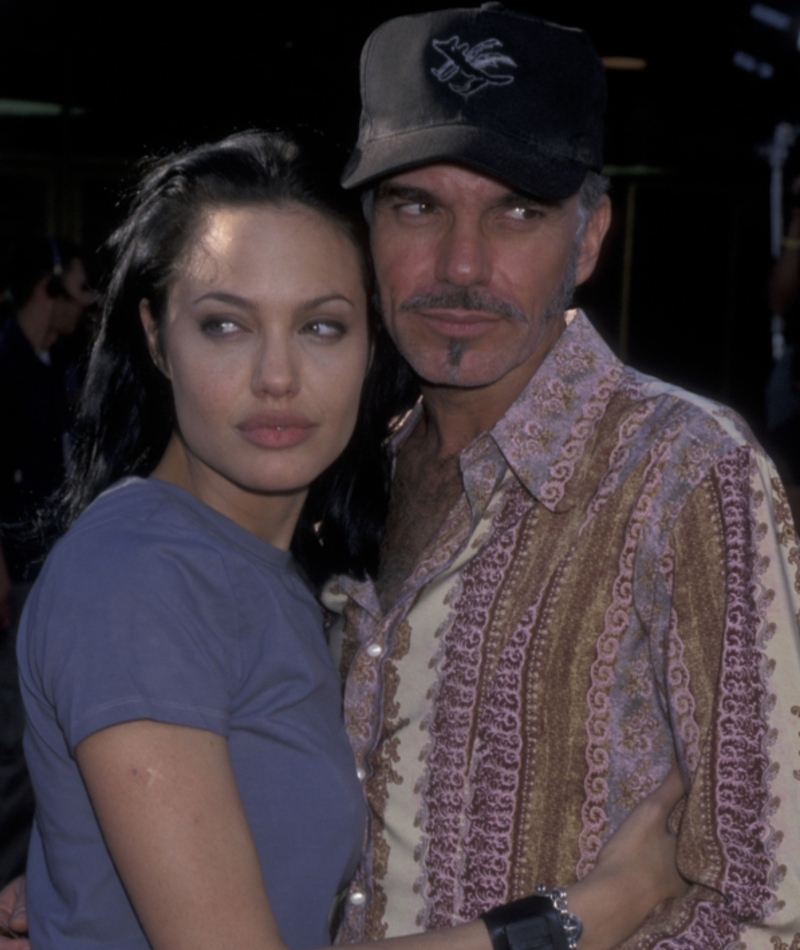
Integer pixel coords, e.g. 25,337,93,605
325,311,800,948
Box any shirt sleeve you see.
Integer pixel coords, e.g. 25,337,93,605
629,445,800,947
23,521,241,751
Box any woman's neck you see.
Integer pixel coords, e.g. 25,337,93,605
151,434,306,550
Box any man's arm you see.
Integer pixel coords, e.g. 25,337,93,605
629,446,800,946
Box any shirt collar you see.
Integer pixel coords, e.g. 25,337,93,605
490,310,624,511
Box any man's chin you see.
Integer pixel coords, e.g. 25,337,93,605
410,352,520,390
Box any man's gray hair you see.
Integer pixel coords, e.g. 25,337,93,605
361,187,378,223
576,170,609,239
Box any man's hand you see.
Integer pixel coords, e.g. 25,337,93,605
0,875,29,948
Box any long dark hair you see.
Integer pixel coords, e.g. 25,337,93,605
54,129,414,587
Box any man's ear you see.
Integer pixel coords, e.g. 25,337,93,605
139,299,170,377
575,195,612,286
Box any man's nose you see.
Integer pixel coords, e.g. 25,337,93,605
434,220,490,286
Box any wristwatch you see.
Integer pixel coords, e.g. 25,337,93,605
481,887,583,950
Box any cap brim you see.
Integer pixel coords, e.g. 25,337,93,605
342,124,590,200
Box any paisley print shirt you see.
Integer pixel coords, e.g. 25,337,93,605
325,311,800,949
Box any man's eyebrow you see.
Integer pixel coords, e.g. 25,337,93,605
190,291,257,311
493,191,563,210
374,182,437,206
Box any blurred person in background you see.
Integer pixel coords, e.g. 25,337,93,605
0,236,94,888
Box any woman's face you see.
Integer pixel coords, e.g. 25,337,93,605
142,203,370,543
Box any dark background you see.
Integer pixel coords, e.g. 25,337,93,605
2,0,800,433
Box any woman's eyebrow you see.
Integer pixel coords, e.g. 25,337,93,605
191,291,357,311
190,291,257,311
299,293,357,311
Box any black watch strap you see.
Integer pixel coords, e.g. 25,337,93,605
481,895,569,950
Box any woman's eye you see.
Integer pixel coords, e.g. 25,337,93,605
302,319,346,339
201,317,240,336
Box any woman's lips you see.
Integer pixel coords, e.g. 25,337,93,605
236,412,317,449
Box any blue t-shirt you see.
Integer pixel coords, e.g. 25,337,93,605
18,478,366,949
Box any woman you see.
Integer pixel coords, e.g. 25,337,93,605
14,129,392,950
6,131,684,950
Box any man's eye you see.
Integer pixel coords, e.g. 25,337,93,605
506,204,543,221
396,201,435,216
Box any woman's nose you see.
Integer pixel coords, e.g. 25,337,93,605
251,339,300,397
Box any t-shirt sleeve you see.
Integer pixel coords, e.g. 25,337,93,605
22,522,240,751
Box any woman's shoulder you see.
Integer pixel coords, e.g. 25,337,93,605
55,477,213,557
39,477,298,604
25,480,244,658
39,478,228,596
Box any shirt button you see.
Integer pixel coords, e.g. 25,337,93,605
366,643,383,658
349,890,367,906
356,767,366,781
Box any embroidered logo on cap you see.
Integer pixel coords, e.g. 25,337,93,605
430,36,517,98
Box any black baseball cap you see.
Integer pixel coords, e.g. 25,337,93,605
342,3,606,200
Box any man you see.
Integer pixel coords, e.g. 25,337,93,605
0,236,93,626
325,5,800,947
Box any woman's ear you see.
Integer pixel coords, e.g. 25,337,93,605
139,300,170,378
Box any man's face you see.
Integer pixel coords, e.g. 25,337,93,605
369,163,610,398
50,258,94,337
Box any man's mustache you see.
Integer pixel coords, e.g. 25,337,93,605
398,288,527,323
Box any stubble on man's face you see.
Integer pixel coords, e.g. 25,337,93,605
436,240,579,374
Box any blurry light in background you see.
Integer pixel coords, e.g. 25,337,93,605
0,100,87,117
733,3,800,78
733,50,777,77
602,57,648,70
750,3,793,32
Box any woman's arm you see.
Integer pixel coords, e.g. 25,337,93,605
76,719,283,950
0,758,684,950
565,764,686,950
